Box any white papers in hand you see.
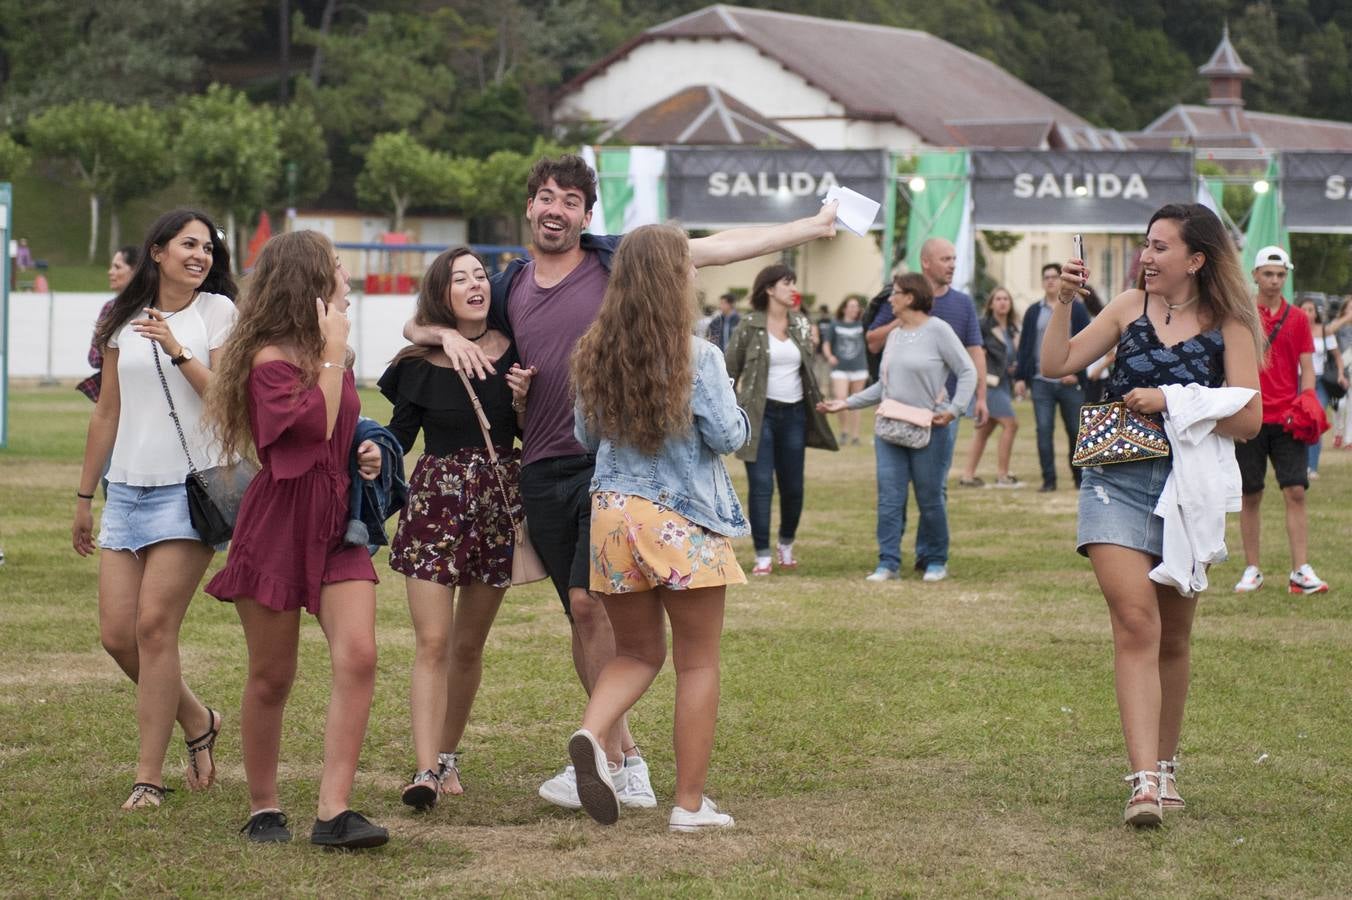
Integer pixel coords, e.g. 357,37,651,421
822,186,881,237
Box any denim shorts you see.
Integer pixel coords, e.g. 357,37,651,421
1075,456,1171,559
99,481,224,553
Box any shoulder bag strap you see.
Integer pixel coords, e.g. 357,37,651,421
456,370,520,523
150,343,201,478
1264,303,1293,350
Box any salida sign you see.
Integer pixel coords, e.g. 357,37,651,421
1282,153,1352,233
972,151,1194,231
667,149,887,227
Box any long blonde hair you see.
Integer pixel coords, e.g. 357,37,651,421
1138,203,1264,361
205,230,341,463
572,224,695,455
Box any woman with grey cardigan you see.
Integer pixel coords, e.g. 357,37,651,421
819,273,975,583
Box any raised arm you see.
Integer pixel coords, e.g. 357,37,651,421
1041,263,1128,379
689,201,837,268
403,320,496,380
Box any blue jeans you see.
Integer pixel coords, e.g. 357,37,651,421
1310,380,1330,473
875,434,950,572
1032,379,1084,488
911,418,957,570
744,400,807,555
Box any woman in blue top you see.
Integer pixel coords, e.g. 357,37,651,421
1040,204,1263,827
566,224,749,833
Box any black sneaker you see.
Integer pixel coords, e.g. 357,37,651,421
310,810,389,850
240,810,292,843
1038,482,1056,493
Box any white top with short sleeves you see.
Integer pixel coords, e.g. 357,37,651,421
106,292,236,486
765,333,804,403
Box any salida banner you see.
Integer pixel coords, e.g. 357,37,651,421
1282,153,1352,233
971,151,1194,231
666,148,887,227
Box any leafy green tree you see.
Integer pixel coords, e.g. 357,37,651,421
1231,4,1310,116
0,133,30,180
27,101,171,262
275,102,331,207
174,85,282,265
1304,22,1350,122
355,132,452,233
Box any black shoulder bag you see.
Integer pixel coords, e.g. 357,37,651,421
151,345,258,545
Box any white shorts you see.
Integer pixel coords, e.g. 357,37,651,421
830,369,869,382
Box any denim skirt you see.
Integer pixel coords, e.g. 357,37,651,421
1075,456,1171,559
99,481,223,553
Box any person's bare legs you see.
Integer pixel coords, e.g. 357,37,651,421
99,549,214,772
847,378,866,441
314,579,378,820
994,416,1019,480
1156,584,1197,761
1087,544,1164,774
438,581,506,793
1280,484,1310,569
406,578,455,775
235,599,301,814
661,586,726,812
961,419,997,480
1240,491,1263,567
126,540,215,796
570,587,636,763
579,591,666,756
831,376,855,443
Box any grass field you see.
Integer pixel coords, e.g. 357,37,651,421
2,383,1350,897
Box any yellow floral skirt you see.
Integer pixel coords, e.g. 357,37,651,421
589,492,747,594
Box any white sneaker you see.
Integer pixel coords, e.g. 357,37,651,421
922,563,949,582
669,796,734,833
864,566,897,582
614,756,658,808
567,729,619,825
1234,565,1264,593
538,764,582,809
1289,564,1329,595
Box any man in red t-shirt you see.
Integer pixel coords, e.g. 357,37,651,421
1233,246,1328,594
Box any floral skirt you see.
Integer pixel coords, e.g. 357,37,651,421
588,492,746,594
389,447,521,588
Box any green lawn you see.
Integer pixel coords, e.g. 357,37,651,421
1,384,1349,897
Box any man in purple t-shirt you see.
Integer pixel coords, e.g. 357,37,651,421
407,154,838,811
864,237,987,580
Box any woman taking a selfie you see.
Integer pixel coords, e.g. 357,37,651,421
1040,203,1261,826
72,209,236,810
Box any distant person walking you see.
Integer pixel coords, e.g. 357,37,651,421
822,295,868,445
71,209,237,810
1041,203,1262,826
1299,297,1346,478
705,291,741,351
567,224,749,832
78,245,141,403
726,264,838,576
959,286,1022,487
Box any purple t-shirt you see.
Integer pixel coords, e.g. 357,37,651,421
509,252,610,467
869,286,981,396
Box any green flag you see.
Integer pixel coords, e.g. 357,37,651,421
1243,156,1293,300
904,151,969,280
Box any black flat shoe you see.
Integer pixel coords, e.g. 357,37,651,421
310,810,389,850
240,810,292,843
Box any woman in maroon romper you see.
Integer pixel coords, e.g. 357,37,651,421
205,230,388,849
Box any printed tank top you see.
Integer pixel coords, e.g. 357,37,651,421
1106,293,1226,400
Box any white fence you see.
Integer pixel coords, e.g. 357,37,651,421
5,291,420,383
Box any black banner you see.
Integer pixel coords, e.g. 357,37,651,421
666,148,887,227
1283,152,1352,233
971,151,1195,231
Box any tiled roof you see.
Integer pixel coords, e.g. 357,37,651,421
559,4,1126,149
597,85,810,147
1131,105,1352,151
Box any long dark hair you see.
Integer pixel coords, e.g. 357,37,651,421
93,209,236,350
391,246,485,365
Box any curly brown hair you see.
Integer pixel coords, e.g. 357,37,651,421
204,230,341,463
527,154,598,212
572,224,695,455
390,246,485,365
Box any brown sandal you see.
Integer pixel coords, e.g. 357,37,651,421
122,782,172,810
185,707,221,790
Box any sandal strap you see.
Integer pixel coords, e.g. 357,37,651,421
185,707,221,752
1124,769,1160,799
410,768,439,785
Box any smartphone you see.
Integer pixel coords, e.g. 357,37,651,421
1072,233,1084,263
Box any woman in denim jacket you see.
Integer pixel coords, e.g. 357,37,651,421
724,264,838,576
565,224,749,833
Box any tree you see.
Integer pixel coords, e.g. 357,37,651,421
275,103,331,207
27,101,171,262
1304,22,1351,122
0,133,30,180
174,85,282,265
355,132,451,233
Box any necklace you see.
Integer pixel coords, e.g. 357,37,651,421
1162,295,1199,325
463,327,489,342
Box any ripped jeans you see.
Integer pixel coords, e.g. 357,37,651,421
1075,456,1171,559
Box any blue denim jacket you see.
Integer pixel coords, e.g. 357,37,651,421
574,338,751,537
344,417,408,555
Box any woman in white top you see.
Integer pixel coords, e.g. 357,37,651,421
71,209,238,810
1300,297,1347,477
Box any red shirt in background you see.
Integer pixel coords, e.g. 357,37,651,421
1257,299,1315,424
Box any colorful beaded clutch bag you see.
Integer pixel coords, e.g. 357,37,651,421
1071,401,1171,468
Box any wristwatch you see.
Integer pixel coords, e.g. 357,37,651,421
170,347,194,366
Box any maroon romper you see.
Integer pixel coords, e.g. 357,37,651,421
207,360,376,614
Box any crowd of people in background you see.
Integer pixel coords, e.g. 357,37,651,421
65,152,1351,848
